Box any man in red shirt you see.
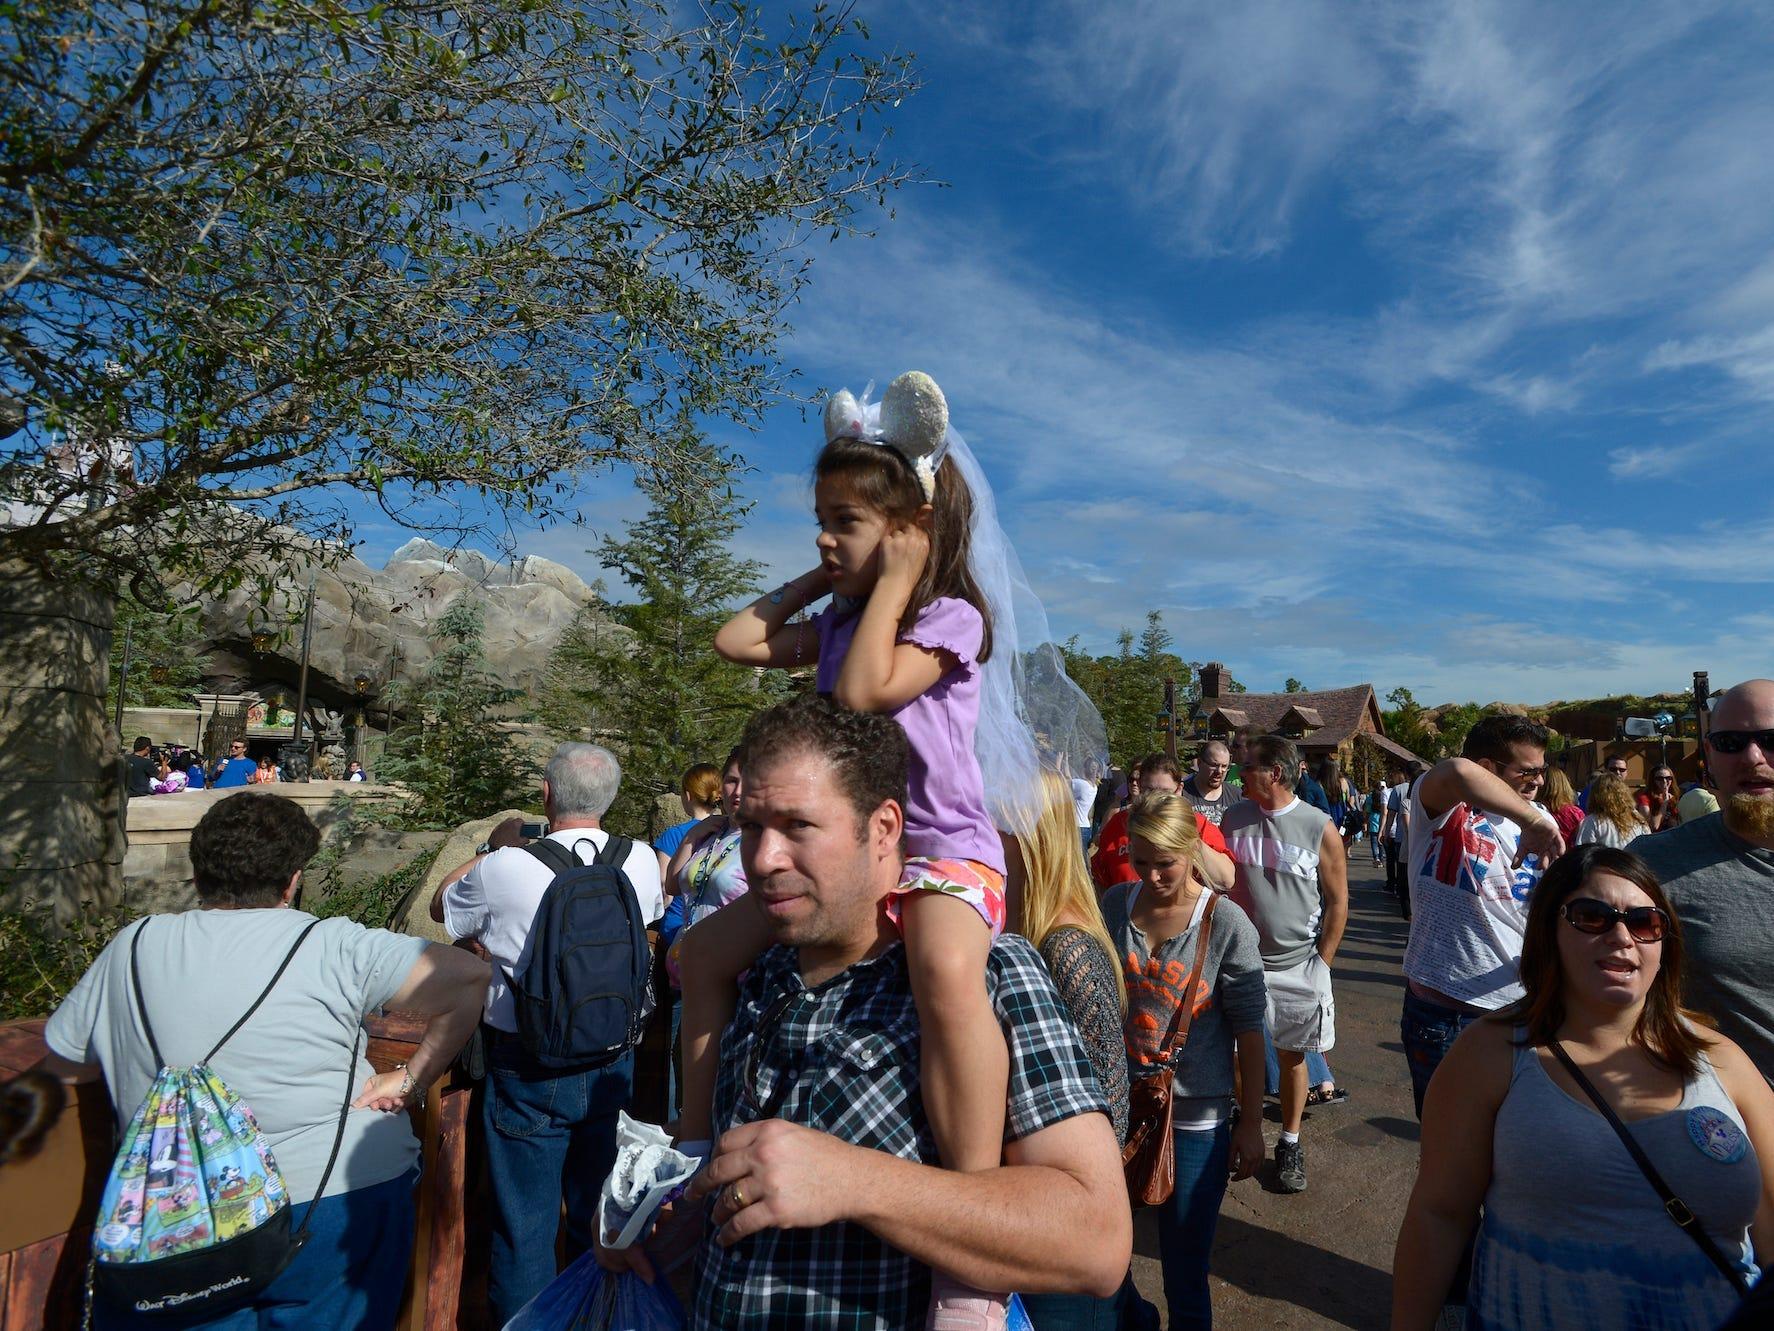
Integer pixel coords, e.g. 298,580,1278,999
1092,753,1235,892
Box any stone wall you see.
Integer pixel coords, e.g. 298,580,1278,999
0,562,124,921
122,782,412,913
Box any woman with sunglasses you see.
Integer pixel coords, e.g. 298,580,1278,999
1638,764,1683,833
1392,846,1774,1331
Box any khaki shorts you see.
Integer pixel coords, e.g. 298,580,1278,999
1266,952,1336,1053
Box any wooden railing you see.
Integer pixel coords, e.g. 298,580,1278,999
0,1015,478,1330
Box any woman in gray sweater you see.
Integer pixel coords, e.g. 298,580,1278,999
1102,793,1269,1331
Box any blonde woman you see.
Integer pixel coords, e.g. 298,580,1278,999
1540,767,1584,845
1015,770,1134,1330
1103,794,1267,1331
1576,773,1648,849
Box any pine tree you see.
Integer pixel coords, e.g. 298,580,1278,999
376,600,537,828
543,433,788,837
106,592,211,713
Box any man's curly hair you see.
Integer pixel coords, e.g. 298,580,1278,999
739,692,909,837
189,793,322,906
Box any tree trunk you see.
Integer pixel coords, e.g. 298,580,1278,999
0,560,124,923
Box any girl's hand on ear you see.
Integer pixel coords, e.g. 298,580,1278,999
877,522,930,591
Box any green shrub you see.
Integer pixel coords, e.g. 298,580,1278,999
0,901,134,1021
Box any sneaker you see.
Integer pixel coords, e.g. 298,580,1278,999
928,1275,1008,1331
1305,1084,1350,1108
1275,1139,1307,1193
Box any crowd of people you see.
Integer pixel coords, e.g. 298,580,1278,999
15,367,1774,1331
122,733,368,797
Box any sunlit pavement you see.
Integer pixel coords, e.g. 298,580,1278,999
1129,849,1415,1329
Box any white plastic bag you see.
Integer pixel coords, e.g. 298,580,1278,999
596,1113,701,1250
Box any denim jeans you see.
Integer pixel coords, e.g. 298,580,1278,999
1263,1023,1333,1096
1019,1278,1126,1330
1400,988,1480,1120
483,1034,635,1323
96,1170,417,1330
1156,1122,1231,1331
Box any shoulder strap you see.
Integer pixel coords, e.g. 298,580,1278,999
523,838,579,879
592,835,632,869
1549,1040,1749,1297
203,920,323,1063
1157,894,1219,1066
128,922,164,1070
295,1025,361,1238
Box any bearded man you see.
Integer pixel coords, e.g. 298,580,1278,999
1637,678,1774,1080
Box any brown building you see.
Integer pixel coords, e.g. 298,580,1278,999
1187,662,1419,776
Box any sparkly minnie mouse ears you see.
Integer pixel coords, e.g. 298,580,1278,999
821,371,950,502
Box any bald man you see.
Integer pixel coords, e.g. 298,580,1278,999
1637,679,1774,1078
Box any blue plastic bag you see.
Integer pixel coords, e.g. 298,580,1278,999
503,1249,684,1331
1007,1293,1033,1330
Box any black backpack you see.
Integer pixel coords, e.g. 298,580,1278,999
503,835,654,1070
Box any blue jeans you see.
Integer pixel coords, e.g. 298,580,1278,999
1400,988,1480,1120
1019,1280,1125,1330
1157,1122,1231,1330
483,1034,635,1324
1263,1024,1333,1096
98,1169,417,1330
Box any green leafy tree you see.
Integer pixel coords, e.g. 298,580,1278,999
543,433,787,837
376,600,537,828
0,0,917,909
1284,677,1306,694
1059,611,1189,764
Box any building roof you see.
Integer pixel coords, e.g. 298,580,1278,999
1192,683,1384,748
1360,732,1424,765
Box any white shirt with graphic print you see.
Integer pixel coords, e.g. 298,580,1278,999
1401,785,1545,1009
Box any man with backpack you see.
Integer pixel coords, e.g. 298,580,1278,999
430,741,664,1323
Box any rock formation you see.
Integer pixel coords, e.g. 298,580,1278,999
192,536,624,715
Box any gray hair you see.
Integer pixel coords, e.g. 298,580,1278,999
1247,734,1300,780
545,742,621,817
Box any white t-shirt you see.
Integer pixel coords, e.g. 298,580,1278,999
1575,815,1644,849
1069,778,1095,828
46,910,428,1202
1385,781,1412,841
1401,786,1546,1009
442,826,663,1031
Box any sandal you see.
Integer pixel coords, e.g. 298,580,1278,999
1305,1085,1350,1107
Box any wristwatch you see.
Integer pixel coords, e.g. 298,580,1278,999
474,840,493,856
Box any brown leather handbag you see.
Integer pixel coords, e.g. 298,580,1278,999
1121,893,1218,1207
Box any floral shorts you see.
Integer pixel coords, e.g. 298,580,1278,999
884,856,1007,940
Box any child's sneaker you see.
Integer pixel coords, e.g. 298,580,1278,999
928,1275,1009,1331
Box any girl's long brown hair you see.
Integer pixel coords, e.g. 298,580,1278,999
1498,845,1710,1076
1587,773,1647,838
815,438,994,662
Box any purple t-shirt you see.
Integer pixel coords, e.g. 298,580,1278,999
814,597,1005,873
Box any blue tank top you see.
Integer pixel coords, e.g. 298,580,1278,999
1470,1031,1760,1331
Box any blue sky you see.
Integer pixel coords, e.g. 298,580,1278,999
368,1,1774,705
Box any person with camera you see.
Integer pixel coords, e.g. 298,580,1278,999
427,742,665,1323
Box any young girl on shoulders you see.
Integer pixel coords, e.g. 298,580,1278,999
682,372,1017,1328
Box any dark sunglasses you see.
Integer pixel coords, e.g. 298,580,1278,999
1708,729,1774,755
1561,897,1670,943
740,989,802,1121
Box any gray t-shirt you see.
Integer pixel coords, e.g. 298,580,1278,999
46,909,428,1202
1182,776,1239,827
1635,813,1774,1080
1221,797,1333,970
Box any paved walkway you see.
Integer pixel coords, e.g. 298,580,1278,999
1128,849,1419,1329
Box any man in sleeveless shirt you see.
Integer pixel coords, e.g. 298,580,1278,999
1399,715,1565,1119
1221,734,1347,1194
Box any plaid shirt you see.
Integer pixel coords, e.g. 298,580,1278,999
693,935,1109,1330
